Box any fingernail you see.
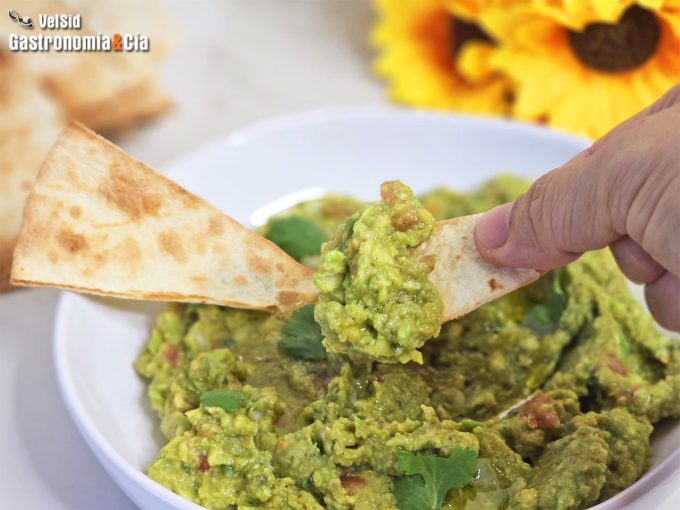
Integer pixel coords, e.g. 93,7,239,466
475,203,512,250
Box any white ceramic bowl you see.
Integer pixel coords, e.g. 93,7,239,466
54,109,680,510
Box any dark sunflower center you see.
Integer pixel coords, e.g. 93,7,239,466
450,16,495,57
568,5,661,73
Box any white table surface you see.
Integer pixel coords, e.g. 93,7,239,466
2,1,679,509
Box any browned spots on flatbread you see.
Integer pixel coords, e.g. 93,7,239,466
158,230,187,262
57,229,87,254
421,254,435,267
211,242,228,255
194,238,207,256
1,238,16,290
488,278,503,291
21,180,32,192
208,215,225,236
190,275,209,286
247,252,271,276
9,122,322,309
275,275,301,289
277,291,304,309
99,164,162,220
124,237,141,260
209,242,231,264
69,206,82,218
161,177,201,208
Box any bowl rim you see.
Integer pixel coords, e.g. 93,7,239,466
54,291,205,510
161,106,593,179
52,107,679,510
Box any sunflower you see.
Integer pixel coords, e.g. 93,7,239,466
482,0,680,138
372,0,514,115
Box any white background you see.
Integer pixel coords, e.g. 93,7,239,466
0,1,382,508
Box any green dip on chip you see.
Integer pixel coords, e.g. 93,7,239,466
314,180,443,364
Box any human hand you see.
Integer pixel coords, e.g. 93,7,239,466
474,85,680,330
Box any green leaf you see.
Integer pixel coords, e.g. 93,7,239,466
393,448,478,510
523,269,566,335
278,305,326,360
200,390,247,412
265,216,325,261
393,472,436,510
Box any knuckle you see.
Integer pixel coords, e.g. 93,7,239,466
511,173,554,249
647,84,680,115
626,154,680,269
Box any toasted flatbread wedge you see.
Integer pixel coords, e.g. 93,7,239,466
11,123,317,313
43,58,172,133
419,214,540,321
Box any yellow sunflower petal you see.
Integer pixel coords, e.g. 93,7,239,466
372,0,511,114
592,0,628,20
488,0,680,138
636,0,665,10
657,9,680,36
457,42,497,81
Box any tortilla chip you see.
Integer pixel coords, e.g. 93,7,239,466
0,59,64,290
419,214,540,321
44,65,172,133
11,122,318,312
0,0,173,133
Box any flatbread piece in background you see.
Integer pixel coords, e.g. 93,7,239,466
11,123,318,313
419,214,540,321
0,59,64,290
0,0,175,134
43,57,172,134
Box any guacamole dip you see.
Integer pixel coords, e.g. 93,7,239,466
314,181,442,364
135,176,680,510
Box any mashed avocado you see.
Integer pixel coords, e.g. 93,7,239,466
314,181,442,364
135,176,680,510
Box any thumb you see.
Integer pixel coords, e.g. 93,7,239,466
473,155,614,270
474,86,680,272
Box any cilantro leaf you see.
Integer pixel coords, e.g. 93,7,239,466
278,305,326,360
393,448,478,510
200,390,247,412
523,269,566,335
265,216,325,261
